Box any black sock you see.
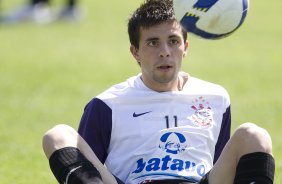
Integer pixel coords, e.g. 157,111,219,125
234,152,275,184
49,147,103,184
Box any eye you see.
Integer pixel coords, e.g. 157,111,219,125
169,38,180,45
147,40,159,47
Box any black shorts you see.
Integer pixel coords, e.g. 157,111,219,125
197,171,209,184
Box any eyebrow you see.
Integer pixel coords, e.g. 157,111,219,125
168,35,181,39
145,37,159,42
145,34,180,42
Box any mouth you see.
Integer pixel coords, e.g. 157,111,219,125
157,65,173,71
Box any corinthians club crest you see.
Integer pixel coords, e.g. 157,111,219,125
189,96,214,128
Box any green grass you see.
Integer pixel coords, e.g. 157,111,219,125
0,0,281,183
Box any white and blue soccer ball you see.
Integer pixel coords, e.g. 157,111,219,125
173,0,249,39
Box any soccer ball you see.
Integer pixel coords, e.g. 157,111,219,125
173,0,249,39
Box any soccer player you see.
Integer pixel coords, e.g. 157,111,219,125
42,0,275,183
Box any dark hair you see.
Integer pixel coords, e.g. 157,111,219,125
128,0,187,49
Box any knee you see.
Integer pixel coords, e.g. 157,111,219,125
233,122,272,155
42,124,77,158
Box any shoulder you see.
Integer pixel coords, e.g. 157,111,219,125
185,76,230,105
97,75,139,98
180,72,228,95
93,74,150,105
187,76,228,92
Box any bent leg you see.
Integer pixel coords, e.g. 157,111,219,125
42,124,119,184
208,122,274,184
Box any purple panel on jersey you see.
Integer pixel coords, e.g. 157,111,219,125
78,98,112,163
213,106,231,164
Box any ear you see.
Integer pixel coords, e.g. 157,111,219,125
130,45,140,63
183,40,189,57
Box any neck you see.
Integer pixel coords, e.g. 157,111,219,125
141,74,185,92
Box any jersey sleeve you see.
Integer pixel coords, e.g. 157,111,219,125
78,98,112,163
213,106,231,164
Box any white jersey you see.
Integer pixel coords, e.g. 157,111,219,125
78,74,231,184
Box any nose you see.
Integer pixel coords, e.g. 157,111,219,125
159,43,170,58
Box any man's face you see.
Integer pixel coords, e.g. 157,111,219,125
131,20,188,92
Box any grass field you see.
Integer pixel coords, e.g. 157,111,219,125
0,0,281,183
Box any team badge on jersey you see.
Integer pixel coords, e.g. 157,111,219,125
189,96,214,128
